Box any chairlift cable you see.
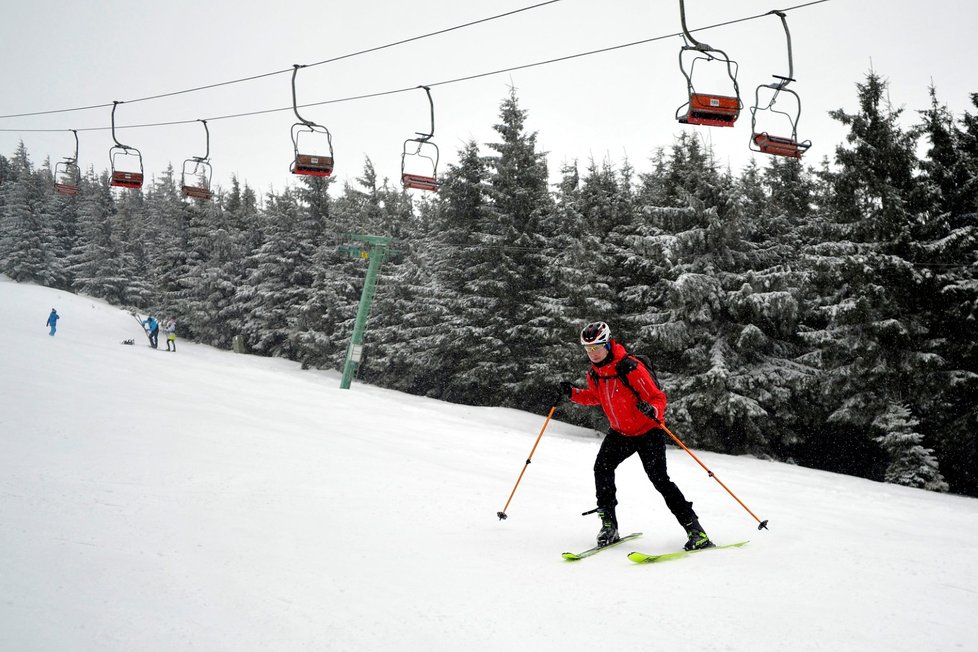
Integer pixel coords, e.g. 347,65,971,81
0,1,830,126
0,1,830,136
0,0,567,120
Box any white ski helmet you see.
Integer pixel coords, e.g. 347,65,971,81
580,321,612,346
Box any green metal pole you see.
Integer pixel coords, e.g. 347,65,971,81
340,235,391,389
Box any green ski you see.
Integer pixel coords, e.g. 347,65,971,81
627,541,749,564
562,532,642,561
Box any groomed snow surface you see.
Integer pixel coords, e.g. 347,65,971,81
2,276,976,651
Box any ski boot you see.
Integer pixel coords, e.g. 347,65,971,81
683,517,715,551
596,506,619,547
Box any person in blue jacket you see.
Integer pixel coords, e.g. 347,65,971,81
46,308,59,336
142,315,160,349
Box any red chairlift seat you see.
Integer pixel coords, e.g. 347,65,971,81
111,169,144,189
54,181,80,196
292,153,334,177
181,184,212,201
752,133,811,159
54,160,80,196
679,93,741,127
402,173,439,192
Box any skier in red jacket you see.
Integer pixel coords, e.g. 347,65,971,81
555,321,714,550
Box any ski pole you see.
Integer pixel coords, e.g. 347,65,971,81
497,405,556,521
653,416,769,530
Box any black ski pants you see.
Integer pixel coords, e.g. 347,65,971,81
594,428,696,526
149,328,159,349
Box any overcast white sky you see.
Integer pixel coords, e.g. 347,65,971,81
1,0,975,196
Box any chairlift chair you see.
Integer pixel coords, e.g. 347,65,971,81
748,11,811,158
401,86,440,192
54,129,81,196
675,0,742,128
108,101,144,189
289,65,334,177
181,120,213,201
749,84,811,158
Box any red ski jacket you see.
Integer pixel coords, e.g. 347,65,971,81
569,340,666,437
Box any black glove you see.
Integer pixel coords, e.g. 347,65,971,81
637,401,659,421
551,381,574,407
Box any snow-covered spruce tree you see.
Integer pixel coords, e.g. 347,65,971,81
915,90,978,496
919,87,977,219
359,180,442,394
421,140,496,403
284,171,335,368
471,88,556,410
551,158,643,430
143,166,191,317
44,170,80,290
178,195,239,347
549,160,621,373
0,143,57,284
873,403,948,491
111,179,155,309
67,172,128,304
186,176,262,348
292,167,372,371
236,188,314,359
802,71,941,483
707,156,821,458
618,135,778,455
0,154,10,189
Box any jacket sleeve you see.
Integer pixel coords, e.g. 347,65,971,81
569,372,600,406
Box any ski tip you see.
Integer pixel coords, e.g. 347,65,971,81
562,553,582,561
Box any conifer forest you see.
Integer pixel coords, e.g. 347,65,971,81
2,73,976,496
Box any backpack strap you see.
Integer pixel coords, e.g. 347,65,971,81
616,355,662,400
589,354,662,398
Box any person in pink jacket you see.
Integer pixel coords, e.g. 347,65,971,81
555,321,713,550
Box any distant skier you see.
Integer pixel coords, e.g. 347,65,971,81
164,318,177,352
46,308,59,336
142,315,160,349
552,321,714,551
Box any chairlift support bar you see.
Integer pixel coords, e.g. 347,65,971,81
110,101,135,151
771,10,794,90
678,0,711,51
291,64,314,127
416,85,434,142
193,119,210,162
67,129,79,164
